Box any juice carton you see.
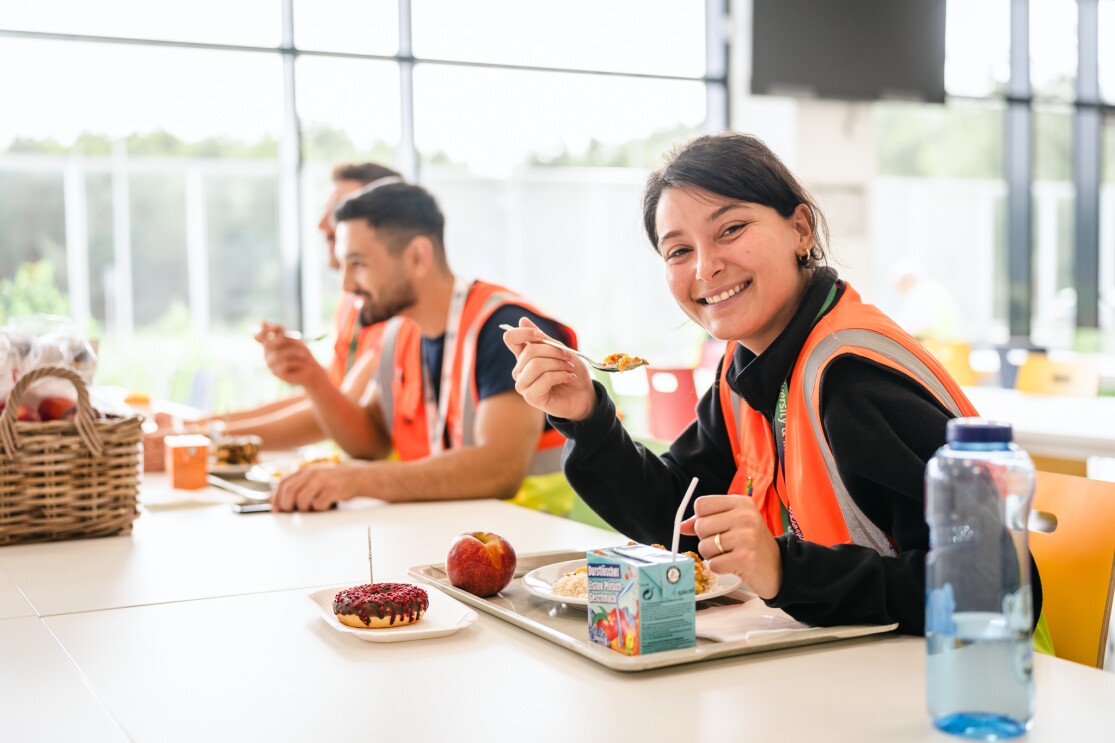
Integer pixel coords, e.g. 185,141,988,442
164,434,210,490
586,543,696,655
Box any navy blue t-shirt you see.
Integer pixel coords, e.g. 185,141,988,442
420,303,571,413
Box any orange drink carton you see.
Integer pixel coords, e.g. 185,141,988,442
586,543,695,655
164,434,210,490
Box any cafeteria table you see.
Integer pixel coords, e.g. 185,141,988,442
964,385,1115,461
2,474,1114,742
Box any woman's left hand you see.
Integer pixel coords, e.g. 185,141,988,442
679,494,783,600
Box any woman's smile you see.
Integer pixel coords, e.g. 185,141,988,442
698,279,752,306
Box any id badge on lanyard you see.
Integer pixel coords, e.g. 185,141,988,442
422,276,472,454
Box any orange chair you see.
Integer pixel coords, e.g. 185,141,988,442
645,367,699,442
1016,354,1099,397
921,340,980,387
1030,471,1115,668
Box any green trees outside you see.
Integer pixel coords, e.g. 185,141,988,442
0,260,70,326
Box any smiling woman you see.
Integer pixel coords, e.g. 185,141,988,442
506,131,1048,647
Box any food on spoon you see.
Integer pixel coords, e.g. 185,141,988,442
445,531,517,597
333,583,429,628
601,353,648,372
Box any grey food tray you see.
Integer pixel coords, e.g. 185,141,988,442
409,548,897,672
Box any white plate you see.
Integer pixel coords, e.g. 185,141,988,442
521,559,744,609
308,583,478,643
208,462,255,477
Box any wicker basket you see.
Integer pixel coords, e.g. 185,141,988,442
0,365,142,546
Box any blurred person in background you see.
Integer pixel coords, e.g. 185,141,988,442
143,163,401,471
504,132,1048,648
268,182,579,516
888,258,962,342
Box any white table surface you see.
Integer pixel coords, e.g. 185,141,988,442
0,565,34,619
0,617,128,742
964,386,1115,460
0,474,622,616
41,589,1115,743
4,474,1115,741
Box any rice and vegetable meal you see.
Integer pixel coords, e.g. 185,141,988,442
551,547,717,598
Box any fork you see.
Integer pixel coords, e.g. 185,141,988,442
499,324,638,373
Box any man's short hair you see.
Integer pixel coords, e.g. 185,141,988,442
332,162,401,185
334,182,446,256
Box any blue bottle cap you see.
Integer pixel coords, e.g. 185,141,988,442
946,417,1013,444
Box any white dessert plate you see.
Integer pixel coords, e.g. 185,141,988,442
308,584,478,643
521,559,743,609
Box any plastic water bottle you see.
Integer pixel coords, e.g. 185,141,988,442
925,418,1035,739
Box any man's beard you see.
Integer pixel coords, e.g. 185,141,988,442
357,283,417,326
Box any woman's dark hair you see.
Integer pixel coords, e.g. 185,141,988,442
334,182,445,257
643,133,829,268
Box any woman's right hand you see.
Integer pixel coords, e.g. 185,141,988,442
504,317,597,422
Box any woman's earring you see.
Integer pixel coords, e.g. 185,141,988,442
797,252,810,267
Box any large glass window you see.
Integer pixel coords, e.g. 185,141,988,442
873,100,1008,344
1031,106,1076,347
417,65,710,364
1030,0,1077,101
0,37,286,404
293,0,398,55
945,0,1009,97
1,4,723,406
1102,0,1115,103
1,0,281,47
296,57,401,334
412,0,706,77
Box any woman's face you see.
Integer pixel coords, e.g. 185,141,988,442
655,187,814,355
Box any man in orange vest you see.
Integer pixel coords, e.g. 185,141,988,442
268,182,578,513
143,163,400,469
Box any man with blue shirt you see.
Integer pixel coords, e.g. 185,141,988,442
267,182,578,513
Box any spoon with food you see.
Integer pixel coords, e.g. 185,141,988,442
499,324,648,373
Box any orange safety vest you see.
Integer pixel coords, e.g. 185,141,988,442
329,294,388,387
718,282,978,556
375,280,577,475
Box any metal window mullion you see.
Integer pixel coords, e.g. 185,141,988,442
705,0,729,130
280,0,304,330
185,166,210,336
1074,0,1101,330
398,0,417,180
63,153,91,329
110,139,134,338
1006,0,1032,339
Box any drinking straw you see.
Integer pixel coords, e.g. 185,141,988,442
671,477,700,561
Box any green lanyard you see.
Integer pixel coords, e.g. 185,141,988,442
770,282,840,535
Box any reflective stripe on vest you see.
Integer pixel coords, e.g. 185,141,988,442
375,282,575,476
720,283,978,556
374,316,407,433
800,329,969,556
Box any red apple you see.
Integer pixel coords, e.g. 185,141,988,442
38,396,77,421
445,531,517,597
0,402,35,421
